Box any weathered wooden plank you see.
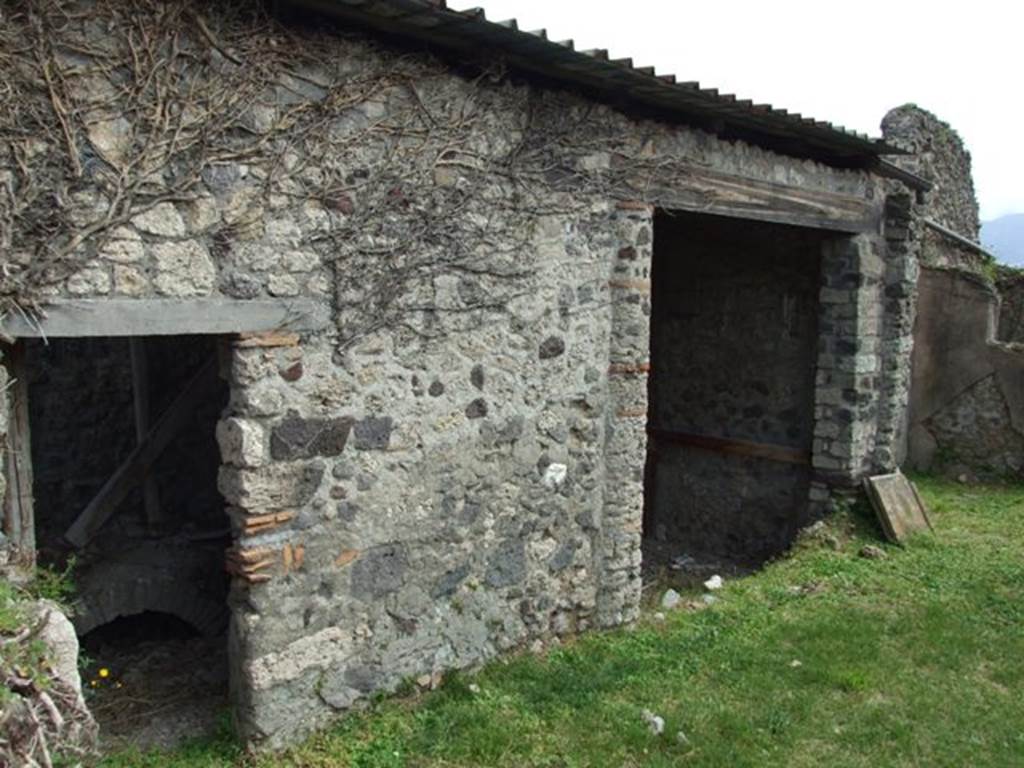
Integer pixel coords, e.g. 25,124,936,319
2,342,36,571
0,298,329,339
864,471,933,544
649,427,811,466
616,163,881,234
129,338,162,531
64,356,217,549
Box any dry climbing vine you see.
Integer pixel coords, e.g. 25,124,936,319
0,0,682,344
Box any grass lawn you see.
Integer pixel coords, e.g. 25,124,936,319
101,477,1024,768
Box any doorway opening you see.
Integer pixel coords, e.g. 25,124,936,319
25,334,230,750
644,211,826,585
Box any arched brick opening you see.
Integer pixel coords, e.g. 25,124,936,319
71,540,229,638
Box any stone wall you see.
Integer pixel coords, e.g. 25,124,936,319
0,0,916,748
997,269,1024,344
908,267,1024,479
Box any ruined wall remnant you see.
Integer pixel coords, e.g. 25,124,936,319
882,105,984,272
0,0,922,748
908,268,1024,479
882,105,980,238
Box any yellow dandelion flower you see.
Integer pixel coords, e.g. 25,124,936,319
98,668,110,679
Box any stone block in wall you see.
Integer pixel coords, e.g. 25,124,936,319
131,203,187,237
270,415,353,461
152,241,217,296
112,265,148,296
66,266,111,296
219,462,325,512
351,417,394,451
244,626,356,692
218,418,267,468
99,226,144,263
349,544,409,601
232,386,286,418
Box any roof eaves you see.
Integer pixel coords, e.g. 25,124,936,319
286,0,903,165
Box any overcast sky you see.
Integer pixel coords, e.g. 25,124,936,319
455,0,1021,222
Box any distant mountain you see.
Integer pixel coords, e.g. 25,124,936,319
982,214,1024,267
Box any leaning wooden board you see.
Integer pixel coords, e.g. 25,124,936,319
863,471,934,544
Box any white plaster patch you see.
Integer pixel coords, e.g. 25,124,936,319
544,463,568,490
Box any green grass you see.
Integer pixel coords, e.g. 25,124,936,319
101,477,1024,768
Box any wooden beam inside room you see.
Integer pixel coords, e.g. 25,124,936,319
64,355,217,549
129,338,163,532
2,342,36,572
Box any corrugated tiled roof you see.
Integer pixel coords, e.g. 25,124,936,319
288,0,903,166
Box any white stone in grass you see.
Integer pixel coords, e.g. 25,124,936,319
676,731,690,745
703,575,724,591
641,709,665,736
468,683,481,695
702,594,718,606
661,589,682,611
653,612,666,622
790,659,803,668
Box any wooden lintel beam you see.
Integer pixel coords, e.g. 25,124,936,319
64,355,217,549
614,163,881,234
0,298,329,339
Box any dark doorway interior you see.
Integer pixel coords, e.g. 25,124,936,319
644,212,826,580
26,334,230,749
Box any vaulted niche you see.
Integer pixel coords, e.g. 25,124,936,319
644,211,826,573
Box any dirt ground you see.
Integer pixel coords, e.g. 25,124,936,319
641,538,754,600
81,615,228,752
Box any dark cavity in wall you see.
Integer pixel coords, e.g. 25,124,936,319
26,335,231,749
643,211,825,574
